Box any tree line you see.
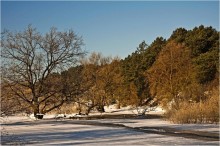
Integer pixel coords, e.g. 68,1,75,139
1,25,219,122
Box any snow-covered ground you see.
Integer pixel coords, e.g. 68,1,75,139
1,106,219,145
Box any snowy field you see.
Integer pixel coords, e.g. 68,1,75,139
1,106,219,145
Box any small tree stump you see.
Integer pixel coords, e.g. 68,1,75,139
35,114,44,119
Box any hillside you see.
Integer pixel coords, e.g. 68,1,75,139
1,25,219,124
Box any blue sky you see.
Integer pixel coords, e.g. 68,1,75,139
1,1,219,58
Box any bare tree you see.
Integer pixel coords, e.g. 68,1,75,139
1,25,85,118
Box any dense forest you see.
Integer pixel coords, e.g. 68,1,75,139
1,25,219,123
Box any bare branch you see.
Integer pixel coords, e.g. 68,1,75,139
1,26,86,117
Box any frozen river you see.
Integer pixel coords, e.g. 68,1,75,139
1,117,219,145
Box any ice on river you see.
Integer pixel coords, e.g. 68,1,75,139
1,115,219,145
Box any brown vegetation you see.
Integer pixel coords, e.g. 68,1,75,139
165,88,219,124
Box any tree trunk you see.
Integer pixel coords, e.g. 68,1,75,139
77,102,82,115
33,104,43,119
116,101,121,109
85,106,92,115
33,105,39,116
98,96,105,113
97,105,105,113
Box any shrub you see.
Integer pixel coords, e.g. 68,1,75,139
166,88,219,124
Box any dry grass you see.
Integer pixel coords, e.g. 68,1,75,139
166,88,219,124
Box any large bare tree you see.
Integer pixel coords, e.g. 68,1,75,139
1,25,85,118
